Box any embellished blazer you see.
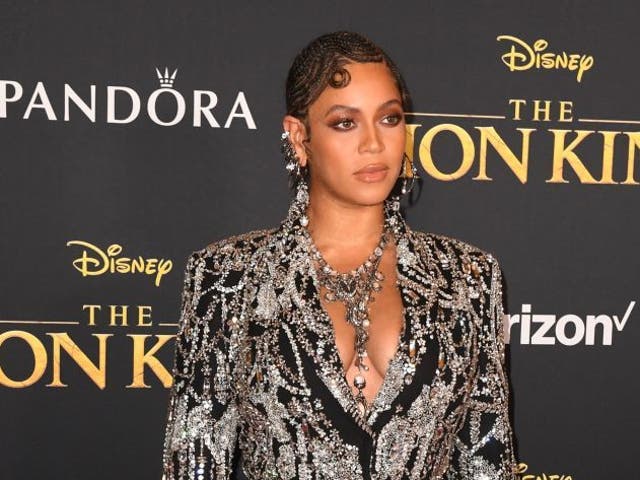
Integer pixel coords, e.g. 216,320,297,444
161,194,517,480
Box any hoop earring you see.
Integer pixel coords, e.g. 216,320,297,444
400,152,419,195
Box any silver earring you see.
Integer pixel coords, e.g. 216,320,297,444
401,152,418,195
281,131,309,227
281,131,302,177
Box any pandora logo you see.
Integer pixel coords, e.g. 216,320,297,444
0,67,257,128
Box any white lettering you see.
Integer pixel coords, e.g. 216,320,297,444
147,88,186,126
193,90,220,127
613,300,635,331
530,314,556,345
107,86,141,124
64,84,96,122
555,314,585,346
24,82,56,120
0,76,257,130
224,91,256,129
507,302,634,346
0,80,23,118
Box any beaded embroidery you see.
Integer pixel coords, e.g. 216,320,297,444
161,192,518,479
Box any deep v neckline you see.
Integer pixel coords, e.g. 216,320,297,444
304,239,412,427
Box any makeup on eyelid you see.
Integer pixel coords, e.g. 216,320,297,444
327,112,404,130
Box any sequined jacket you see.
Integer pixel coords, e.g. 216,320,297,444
161,194,518,480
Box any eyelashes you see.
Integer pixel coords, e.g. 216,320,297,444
329,113,404,131
330,118,356,130
383,113,404,125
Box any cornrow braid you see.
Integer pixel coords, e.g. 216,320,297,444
284,31,412,192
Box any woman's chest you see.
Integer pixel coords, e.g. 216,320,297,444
238,279,478,420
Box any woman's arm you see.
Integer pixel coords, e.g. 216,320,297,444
161,250,240,480
446,256,518,479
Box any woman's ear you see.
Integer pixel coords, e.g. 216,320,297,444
282,115,309,167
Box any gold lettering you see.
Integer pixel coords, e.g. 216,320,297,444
497,35,594,82
577,56,594,82
474,127,535,183
83,304,101,326
114,256,131,273
130,256,145,274
558,101,573,122
498,35,535,71
46,333,112,389
509,99,574,122
0,330,47,387
546,129,598,183
533,100,551,122
404,123,422,167
126,334,174,388
145,258,158,275
418,123,475,181
598,131,620,184
403,121,638,186
623,132,640,185
509,99,527,120
66,240,173,286
514,463,573,480
137,305,153,327
109,304,129,327
156,260,173,287
67,240,110,276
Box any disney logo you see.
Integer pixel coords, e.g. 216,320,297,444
515,462,573,480
66,240,173,287
497,34,594,82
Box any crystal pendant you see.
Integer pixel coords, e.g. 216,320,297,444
356,396,368,417
338,277,357,297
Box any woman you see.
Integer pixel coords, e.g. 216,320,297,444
161,31,517,480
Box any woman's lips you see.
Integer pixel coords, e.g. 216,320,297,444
354,164,389,182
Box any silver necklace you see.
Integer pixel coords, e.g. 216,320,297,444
302,223,390,417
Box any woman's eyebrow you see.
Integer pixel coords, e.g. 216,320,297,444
323,99,403,118
378,99,402,110
324,104,359,117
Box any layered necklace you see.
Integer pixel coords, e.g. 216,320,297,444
301,218,390,417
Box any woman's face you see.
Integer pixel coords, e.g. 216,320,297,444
301,62,406,207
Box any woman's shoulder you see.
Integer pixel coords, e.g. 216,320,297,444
184,227,280,272
179,227,280,291
410,229,502,271
411,231,505,315
202,227,278,256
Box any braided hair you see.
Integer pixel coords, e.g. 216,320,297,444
285,31,412,192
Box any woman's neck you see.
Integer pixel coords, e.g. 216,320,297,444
305,192,386,250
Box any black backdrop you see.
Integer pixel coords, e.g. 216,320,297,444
1,1,637,479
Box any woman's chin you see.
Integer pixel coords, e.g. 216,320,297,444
309,180,395,207
344,188,393,207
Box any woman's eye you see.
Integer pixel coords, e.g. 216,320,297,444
331,118,356,130
382,113,403,125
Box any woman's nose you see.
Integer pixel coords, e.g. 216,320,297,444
358,122,384,154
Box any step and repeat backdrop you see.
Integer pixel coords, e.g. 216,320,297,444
1,1,637,479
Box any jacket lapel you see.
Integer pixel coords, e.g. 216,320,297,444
269,197,448,433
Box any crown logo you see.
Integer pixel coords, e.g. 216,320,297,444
155,67,178,88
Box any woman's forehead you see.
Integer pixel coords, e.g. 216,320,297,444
309,63,402,116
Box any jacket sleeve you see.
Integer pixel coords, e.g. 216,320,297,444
161,250,241,480
446,255,518,479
